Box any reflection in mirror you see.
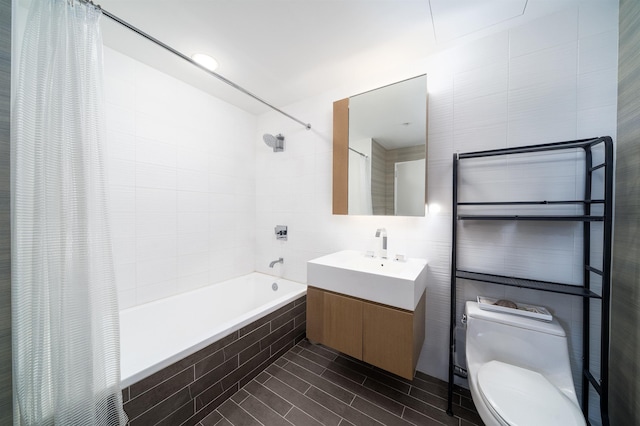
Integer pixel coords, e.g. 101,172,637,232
335,75,427,216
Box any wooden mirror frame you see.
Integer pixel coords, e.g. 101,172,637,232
333,98,349,215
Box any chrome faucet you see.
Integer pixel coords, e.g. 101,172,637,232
375,228,387,259
269,257,284,268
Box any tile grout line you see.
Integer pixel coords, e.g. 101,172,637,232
281,352,336,384
306,385,388,426
302,385,352,424
318,365,400,411
239,399,268,426
262,375,343,426
271,361,331,397
234,390,250,405
318,341,477,424
294,350,369,386
401,406,450,426
353,394,416,426
281,401,294,420
249,375,307,418
300,343,340,362
244,392,298,426
325,355,468,425
347,393,356,406
125,381,192,424
226,399,267,426
408,383,458,409
215,411,231,426
279,356,406,423
365,377,456,421
139,396,193,426
286,348,332,373
126,361,193,403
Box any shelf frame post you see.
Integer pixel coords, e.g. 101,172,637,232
600,137,614,425
447,153,459,416
582,145,593,418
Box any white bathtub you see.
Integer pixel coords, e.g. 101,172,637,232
119,273,307,388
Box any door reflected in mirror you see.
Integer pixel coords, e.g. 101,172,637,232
333,75,427,216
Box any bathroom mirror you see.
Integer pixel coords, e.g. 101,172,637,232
333,75,427,216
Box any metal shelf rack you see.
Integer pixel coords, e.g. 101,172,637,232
446,137,613,426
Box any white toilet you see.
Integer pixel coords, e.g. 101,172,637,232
464,301,586,426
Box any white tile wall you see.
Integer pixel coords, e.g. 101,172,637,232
104,47,257,309
254,2,619,407
509,8,579,58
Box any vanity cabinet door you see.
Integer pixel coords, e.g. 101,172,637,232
324,291,363,359
306,287,325,344
362,292,425,380
306,287,363,359
362,302,414,378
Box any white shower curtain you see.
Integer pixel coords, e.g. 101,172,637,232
348,152,373,215
12,1,127,425
361,155,373,215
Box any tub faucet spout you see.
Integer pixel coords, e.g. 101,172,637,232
269,257,284,268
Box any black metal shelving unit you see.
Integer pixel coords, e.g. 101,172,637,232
446,137,613,426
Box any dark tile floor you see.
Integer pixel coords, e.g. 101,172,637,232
199,339,483,426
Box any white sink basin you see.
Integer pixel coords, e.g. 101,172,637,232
307,250,427,311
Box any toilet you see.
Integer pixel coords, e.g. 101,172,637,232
464,301,585,426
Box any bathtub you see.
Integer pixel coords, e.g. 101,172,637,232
119,272,307,388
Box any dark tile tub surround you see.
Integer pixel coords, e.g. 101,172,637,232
122,296,307,426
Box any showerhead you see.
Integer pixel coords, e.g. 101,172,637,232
263,133,285,152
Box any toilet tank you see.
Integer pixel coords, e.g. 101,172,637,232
464,301,574,386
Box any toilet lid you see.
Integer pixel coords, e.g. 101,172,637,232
477,361,585,426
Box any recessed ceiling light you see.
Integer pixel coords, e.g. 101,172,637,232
191,53,219,72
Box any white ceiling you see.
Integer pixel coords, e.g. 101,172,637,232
97,0,582,115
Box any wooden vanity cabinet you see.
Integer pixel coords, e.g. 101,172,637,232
306,286,426,380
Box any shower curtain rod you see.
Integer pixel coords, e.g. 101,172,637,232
349,147,368,158
83,0,312,130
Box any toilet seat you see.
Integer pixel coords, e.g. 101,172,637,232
477,360,585,426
